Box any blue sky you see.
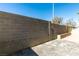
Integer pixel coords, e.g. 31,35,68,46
54,3,79,23
0,3,53,21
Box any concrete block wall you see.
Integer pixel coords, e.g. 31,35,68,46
51,24,68,35
0,11,68,55
0,12,56,55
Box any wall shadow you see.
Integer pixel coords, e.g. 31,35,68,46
9,47,38,56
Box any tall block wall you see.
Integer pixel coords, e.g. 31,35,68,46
51,24,68,34
0,12,56,55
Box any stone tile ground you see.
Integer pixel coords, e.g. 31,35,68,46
32,40,79,56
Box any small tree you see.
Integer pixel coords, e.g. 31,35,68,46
52,16,63,25
65,19,76,27
65,19,76,32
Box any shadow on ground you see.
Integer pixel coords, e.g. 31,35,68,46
9,48,38,56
